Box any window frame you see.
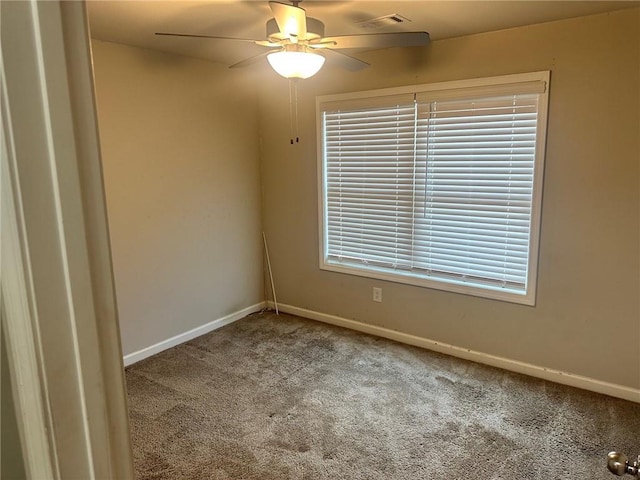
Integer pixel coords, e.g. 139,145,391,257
316,71,550,306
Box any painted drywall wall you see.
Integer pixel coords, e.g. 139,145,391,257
259,9,640,389
92,40,263,357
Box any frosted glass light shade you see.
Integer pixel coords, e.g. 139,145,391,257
267,51,325,79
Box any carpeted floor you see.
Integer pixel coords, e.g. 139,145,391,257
125,310,640,479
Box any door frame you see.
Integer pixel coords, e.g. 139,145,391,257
1,1,133,478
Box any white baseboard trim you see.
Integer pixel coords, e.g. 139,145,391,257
267,302,640,403
123,302,266,366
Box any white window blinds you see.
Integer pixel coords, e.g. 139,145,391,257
319,73,549,303
413,94,538,289
324,101,424,270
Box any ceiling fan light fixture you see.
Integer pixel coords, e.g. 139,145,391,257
267,50,325,79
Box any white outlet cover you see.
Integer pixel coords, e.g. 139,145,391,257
373,287,382,302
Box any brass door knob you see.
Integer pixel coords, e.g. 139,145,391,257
609,452,630,476
608,452,640,477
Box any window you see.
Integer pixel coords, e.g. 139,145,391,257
317,72,550,305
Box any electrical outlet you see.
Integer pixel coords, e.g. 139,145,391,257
373,287,382,303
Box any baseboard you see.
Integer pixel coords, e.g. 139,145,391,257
267,302,640,403
123,302,266,366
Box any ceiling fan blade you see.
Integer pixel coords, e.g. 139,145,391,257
308,40,337,49
255,40,284,48
322,49,369,72
321,32,430,50
229,51,272,69
155,32,263,44
269,1,307,40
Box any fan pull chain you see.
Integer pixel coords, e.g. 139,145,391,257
294,79,299,143
287,79,300,145
288,79,295,144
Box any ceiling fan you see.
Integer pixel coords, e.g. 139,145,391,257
156,1,430,79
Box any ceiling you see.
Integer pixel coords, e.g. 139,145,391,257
88,1,638,67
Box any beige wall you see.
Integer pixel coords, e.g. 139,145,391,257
92,41,263,356
259,9,640,389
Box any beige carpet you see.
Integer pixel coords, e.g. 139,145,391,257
125,310,640,479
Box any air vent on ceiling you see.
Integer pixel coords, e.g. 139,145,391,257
357,14,411,30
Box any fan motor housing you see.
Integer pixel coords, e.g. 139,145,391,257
266,17,325,41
